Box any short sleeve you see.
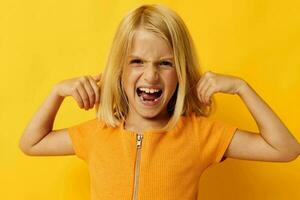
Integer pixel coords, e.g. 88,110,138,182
196,116,238,166
67,118,100,161
210,119,238,164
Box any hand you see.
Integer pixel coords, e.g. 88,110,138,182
196,71,246,105
54,74,102,110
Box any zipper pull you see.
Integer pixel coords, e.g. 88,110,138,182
136,134,143,149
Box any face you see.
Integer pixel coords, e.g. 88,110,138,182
121,28,178,120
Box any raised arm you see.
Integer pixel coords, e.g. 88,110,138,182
19,75,101,156
197,71,300,162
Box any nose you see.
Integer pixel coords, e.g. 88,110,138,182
143,63,159,83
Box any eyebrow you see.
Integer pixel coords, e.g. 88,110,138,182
128,54,174,61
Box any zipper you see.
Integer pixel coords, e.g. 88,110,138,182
132,133,143,200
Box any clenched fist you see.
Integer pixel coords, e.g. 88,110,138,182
54,74,101,110
196,71,246,105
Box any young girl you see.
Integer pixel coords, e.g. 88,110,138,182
19,4,300,200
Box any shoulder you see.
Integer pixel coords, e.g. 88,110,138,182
184,112,214,126
185,112,237,135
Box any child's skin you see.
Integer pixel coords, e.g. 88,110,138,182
122,28,178,133
19,29,300,162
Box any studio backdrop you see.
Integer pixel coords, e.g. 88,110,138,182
0,0,299,199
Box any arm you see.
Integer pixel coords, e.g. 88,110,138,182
226,80,300,161
19,75,101,156
197,71,300,162
19,86,66,154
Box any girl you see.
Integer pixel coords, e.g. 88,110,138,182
19,4,300,200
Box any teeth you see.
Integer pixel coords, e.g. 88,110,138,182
139,87,160,94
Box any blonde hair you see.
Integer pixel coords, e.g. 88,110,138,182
96,4,216,132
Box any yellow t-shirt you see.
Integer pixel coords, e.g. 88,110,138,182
68,113,238,200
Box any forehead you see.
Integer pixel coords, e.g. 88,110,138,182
128,29,173,59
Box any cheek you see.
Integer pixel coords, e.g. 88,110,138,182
128,70,142,82
163,70,178,90
122,68,142,95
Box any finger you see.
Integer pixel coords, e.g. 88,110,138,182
200,81,210,104
87,75,100,105
197,75,207,95
77,83,90,110
72,89,84,109
197,75,206,91
92,74,101,83
202,82,212,103
198,78,208,102
82,78,95,108
204,86,215,105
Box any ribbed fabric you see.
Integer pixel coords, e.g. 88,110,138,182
67,113,238,200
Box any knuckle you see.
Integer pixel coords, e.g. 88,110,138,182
75,81,82,87
87,75,94,82
71,88,77,94
80,76,88,82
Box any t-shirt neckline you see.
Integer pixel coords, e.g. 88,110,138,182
120,114,186,135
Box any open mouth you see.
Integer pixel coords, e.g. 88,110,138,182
136,87,163,102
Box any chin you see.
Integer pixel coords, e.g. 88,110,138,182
137,109,162,119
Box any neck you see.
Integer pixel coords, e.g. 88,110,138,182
124,111,170,133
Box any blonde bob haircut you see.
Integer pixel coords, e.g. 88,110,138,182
96,4,216,132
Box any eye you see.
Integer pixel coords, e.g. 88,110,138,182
130,59,143,64
159,61,173,67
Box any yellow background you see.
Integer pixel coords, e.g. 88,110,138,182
1,0,299,199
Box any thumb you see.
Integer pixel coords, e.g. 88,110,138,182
92,74,102,82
